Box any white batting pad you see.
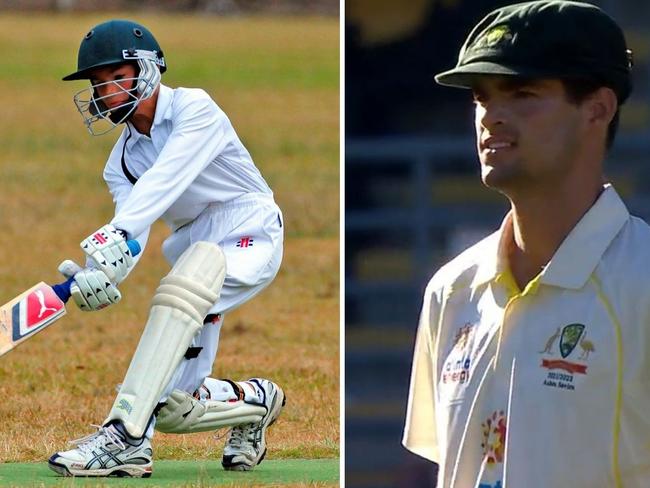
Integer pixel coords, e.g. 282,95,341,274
105,242,226,438
155,390,265,433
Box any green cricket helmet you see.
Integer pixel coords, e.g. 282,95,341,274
63,20,167,135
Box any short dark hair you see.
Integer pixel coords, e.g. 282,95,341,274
561,78,620,150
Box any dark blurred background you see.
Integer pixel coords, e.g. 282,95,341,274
345,1,650,486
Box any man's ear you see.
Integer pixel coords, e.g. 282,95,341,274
584,86,618,126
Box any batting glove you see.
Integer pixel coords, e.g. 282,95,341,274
80,224,134,284
58,260,122,312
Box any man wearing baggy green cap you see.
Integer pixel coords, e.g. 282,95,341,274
403,2,650,487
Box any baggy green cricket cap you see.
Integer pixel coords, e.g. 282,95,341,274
435,1,633,103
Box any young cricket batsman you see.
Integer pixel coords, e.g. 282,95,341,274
48,19,286,477
403,2,650,487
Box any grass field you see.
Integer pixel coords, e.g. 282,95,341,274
0,459,339,486
0,12,339,486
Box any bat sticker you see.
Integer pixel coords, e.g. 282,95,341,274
12,284,65,341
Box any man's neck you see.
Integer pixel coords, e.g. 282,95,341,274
506,177,603,291
129,88,159,137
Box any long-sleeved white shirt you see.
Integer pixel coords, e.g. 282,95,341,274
105,84,272,240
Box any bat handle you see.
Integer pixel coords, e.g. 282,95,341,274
52,276,75,303
51,239,142,303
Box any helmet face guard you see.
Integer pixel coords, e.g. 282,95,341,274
74,77,139,136
73,52,163,136
63,20,167,136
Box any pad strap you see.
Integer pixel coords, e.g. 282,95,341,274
184,346,203,359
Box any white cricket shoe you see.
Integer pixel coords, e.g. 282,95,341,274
48,423,153,477
222,378,286,471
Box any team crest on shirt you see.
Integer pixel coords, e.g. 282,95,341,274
539,323,594,391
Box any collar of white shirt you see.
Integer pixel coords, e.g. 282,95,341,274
471,183,629,291
126,83,174,141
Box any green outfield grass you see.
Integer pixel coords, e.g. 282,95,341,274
0,459,339,486
0,12,339,471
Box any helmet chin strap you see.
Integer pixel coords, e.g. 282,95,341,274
108,104,137,124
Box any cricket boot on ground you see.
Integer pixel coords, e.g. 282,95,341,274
222,378,286,471
48,423,153,477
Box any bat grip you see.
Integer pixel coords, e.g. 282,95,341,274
52,276,75,303
51,239,142,303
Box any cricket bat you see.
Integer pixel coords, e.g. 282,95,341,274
0,239,141,357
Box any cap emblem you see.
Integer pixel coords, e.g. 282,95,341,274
474,25,513,50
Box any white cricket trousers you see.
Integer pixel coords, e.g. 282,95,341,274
160,192,283,397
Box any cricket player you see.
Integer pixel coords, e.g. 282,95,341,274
403,2,650,487
48,20,286,477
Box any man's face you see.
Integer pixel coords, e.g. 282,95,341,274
89,64,137,110
472,76,585,193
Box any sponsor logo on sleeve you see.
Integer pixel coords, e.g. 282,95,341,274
442,323,476,385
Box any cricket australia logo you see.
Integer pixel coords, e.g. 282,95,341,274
473,25,513,51
539,323,594,391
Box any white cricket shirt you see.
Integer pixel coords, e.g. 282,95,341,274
104,84,272,240
403,184,650,488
